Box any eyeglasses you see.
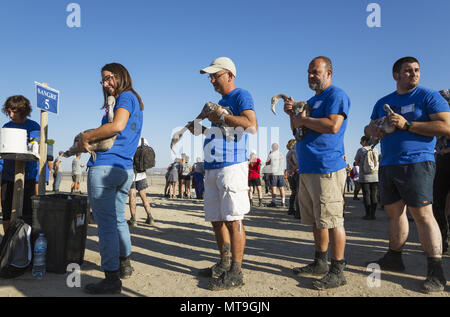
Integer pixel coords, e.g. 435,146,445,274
100,74,115,85
208,71,228,81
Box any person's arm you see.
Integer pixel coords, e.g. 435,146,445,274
388,112,450,138
77,107,130,153
293,112,345,134
209,109,257,134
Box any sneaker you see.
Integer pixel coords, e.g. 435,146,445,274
293,259,329,276
421,263,446,294
367,251,405,272
266,202,277,208
208,271,244,291
127,217,137,227
145,216,155,225
198,262,230,279
312,260,347,290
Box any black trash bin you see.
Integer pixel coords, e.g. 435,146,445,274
31,193,89,274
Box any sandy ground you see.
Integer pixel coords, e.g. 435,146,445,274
0,173,449,298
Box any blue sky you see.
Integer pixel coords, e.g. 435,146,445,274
1,0,449,171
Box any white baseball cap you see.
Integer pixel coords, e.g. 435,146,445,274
200,57,236,77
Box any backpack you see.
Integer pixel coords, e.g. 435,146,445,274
0,218,32,278
133,138,155,173
363,147,379,174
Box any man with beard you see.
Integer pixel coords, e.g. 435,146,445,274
365,57,450,293
284,56,350,289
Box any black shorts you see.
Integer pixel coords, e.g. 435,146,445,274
181,175,191,181
379,161,435,207
269,175,286,188
130,178,148,191
248,178,261,187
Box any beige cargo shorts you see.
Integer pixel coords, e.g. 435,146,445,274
298,168,346,229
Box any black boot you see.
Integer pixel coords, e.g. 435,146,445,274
370,203,377,220
84,270,122,295
421,257,446,294
119,256,134,279
362,204,371,220
312,259,347,290
293,251,329,276
366,249,405,272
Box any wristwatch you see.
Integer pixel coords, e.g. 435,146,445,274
404,121,412,131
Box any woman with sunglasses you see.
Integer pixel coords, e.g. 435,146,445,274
77,63,144,294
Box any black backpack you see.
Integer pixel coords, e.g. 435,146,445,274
0,218,32,278
133,138,155,173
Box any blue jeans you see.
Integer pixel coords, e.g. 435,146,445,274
87,165,134,271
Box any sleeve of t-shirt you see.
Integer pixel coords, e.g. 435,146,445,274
354,148,363,163
237,90,255,114
425,90,450,116
116,92,135,115
325,91,350,119
370,101,382,121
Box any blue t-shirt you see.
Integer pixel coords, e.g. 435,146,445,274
1,119,40,181
296,85,350,174
203,88,255,170
371,86,450,166
87,91,143,170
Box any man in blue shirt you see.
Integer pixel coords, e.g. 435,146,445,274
284,56,350,290
365,57,450,293
1,95,40,232
194,57,257,291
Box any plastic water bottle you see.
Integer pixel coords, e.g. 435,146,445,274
32,233,47,279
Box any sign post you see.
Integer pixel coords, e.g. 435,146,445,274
35,82,59,195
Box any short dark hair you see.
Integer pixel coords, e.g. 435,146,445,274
392,57,420,74
361,136,370,143
2,95,32,119
312,56,333,72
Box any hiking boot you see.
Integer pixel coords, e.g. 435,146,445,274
208,271,244,291
293,258,329,276
145,216,155,225
421,259,446,294
312,259,347,290
258,200,262,207
127,217,137,227
266,202,277,208
119,256,134,279
84,270,122,295
198,262,231,279
367,250,405,272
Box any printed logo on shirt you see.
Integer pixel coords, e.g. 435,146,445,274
401,104,415,114
313,100,323,109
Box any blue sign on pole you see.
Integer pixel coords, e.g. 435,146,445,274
35,82,59,114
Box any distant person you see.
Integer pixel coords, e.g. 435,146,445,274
350,162,361,200
286,139,299,217
179,154,192,198
284,56,350,290
53,151,64,192
192,157,205,200
167,159,180,199
71,153,84,193
248,152,262,207
127,138,155,226
354,136,379,220
1,95,40,232
364,56,450,293
194,57,257,290
261,164,271,194
80,63,144,294
345,158,353,193
266,143,286,207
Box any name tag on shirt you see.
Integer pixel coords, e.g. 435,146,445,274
313,100,323,109
401,104,415,114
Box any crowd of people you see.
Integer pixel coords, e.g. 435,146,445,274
1,55,449,296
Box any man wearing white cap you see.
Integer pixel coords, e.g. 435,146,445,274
195,57,257,291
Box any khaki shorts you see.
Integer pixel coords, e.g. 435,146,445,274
204,162,250,222
298,168,346,229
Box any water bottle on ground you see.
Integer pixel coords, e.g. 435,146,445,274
32,233,47,279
